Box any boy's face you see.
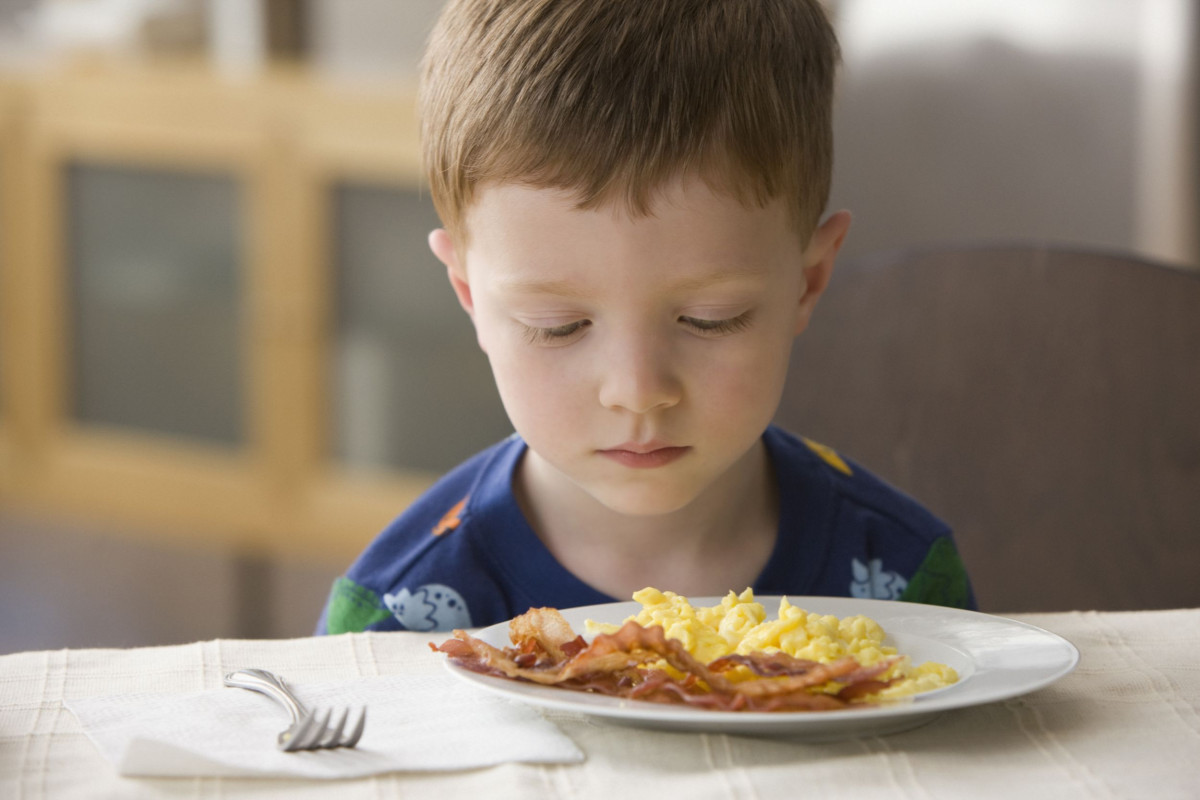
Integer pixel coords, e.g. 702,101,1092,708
430,176,849,518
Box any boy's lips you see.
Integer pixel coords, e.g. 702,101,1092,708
597,442,691,469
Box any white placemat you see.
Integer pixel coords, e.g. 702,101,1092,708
66,672,584,778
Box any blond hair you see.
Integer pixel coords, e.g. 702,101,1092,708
420,0,840,245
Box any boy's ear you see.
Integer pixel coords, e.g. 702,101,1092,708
429,228,475,320
795,210,851,335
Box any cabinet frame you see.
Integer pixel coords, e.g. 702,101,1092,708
0,63,438,564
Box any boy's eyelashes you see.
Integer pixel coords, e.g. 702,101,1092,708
680,310,754,336
521,319,591,345
517,310,755,345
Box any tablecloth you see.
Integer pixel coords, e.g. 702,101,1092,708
2,609,1199,799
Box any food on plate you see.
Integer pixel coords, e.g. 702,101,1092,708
432,588,957,712
594,588,958,700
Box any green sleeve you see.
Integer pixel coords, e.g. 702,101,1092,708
899,538,975,609
323,577,392,634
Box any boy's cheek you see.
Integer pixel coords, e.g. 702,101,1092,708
484,343,561,398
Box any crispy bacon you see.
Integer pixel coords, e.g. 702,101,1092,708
431,607,901,712
508,607,583,663
709,651,826,676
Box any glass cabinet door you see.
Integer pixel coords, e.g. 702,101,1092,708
0,163,5,417
67,163,244,445
331,183,511,474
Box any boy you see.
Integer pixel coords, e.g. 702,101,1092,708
319,0,974,635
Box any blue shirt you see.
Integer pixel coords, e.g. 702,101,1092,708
318,425,975,634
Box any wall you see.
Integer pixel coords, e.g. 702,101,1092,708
827,0,1197,267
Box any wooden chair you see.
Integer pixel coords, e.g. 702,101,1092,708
774,245,1200,613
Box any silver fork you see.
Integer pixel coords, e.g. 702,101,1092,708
223,668,366,752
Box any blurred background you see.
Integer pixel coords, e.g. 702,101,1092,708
0,0,1195,653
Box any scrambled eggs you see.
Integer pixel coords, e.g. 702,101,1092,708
590,588,957,699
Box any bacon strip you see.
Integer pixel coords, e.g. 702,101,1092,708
708,652,825,676
431,608,901,712
508,607,582,663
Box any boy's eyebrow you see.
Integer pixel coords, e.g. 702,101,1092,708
668,267,773,292
494,277,590,298
496,266,772,297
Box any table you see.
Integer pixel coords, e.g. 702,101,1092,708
2,609,1198,799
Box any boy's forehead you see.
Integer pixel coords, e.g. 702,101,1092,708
457,178,808,287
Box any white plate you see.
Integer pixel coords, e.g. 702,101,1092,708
441,596,1079,739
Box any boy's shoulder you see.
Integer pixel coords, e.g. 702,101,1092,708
384,434,522,537
766,425,946,537
354,434,521,561
319,434,614,634
763,426,974,609
321,435,525,634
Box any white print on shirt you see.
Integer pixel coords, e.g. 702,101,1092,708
849,558,908,601
383,584,473,631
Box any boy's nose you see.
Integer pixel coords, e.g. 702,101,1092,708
597,338,682,414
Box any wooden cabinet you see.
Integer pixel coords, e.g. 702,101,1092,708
0,62,511,566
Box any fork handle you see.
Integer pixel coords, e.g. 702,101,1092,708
223,668,308,724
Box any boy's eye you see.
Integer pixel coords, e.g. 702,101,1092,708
521,319,590,345
679,311,754,336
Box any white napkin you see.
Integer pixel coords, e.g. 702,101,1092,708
66,672,584,779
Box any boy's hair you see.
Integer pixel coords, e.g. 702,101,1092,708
420,0,840,246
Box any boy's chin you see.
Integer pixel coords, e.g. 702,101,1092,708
583,483,705,518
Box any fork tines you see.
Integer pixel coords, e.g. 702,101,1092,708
281,707,367,752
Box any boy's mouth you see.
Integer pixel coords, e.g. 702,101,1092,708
597,443,691,469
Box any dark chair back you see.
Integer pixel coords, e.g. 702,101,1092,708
775,245,1200,612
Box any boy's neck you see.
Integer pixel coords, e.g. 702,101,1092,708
513,439,780,600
